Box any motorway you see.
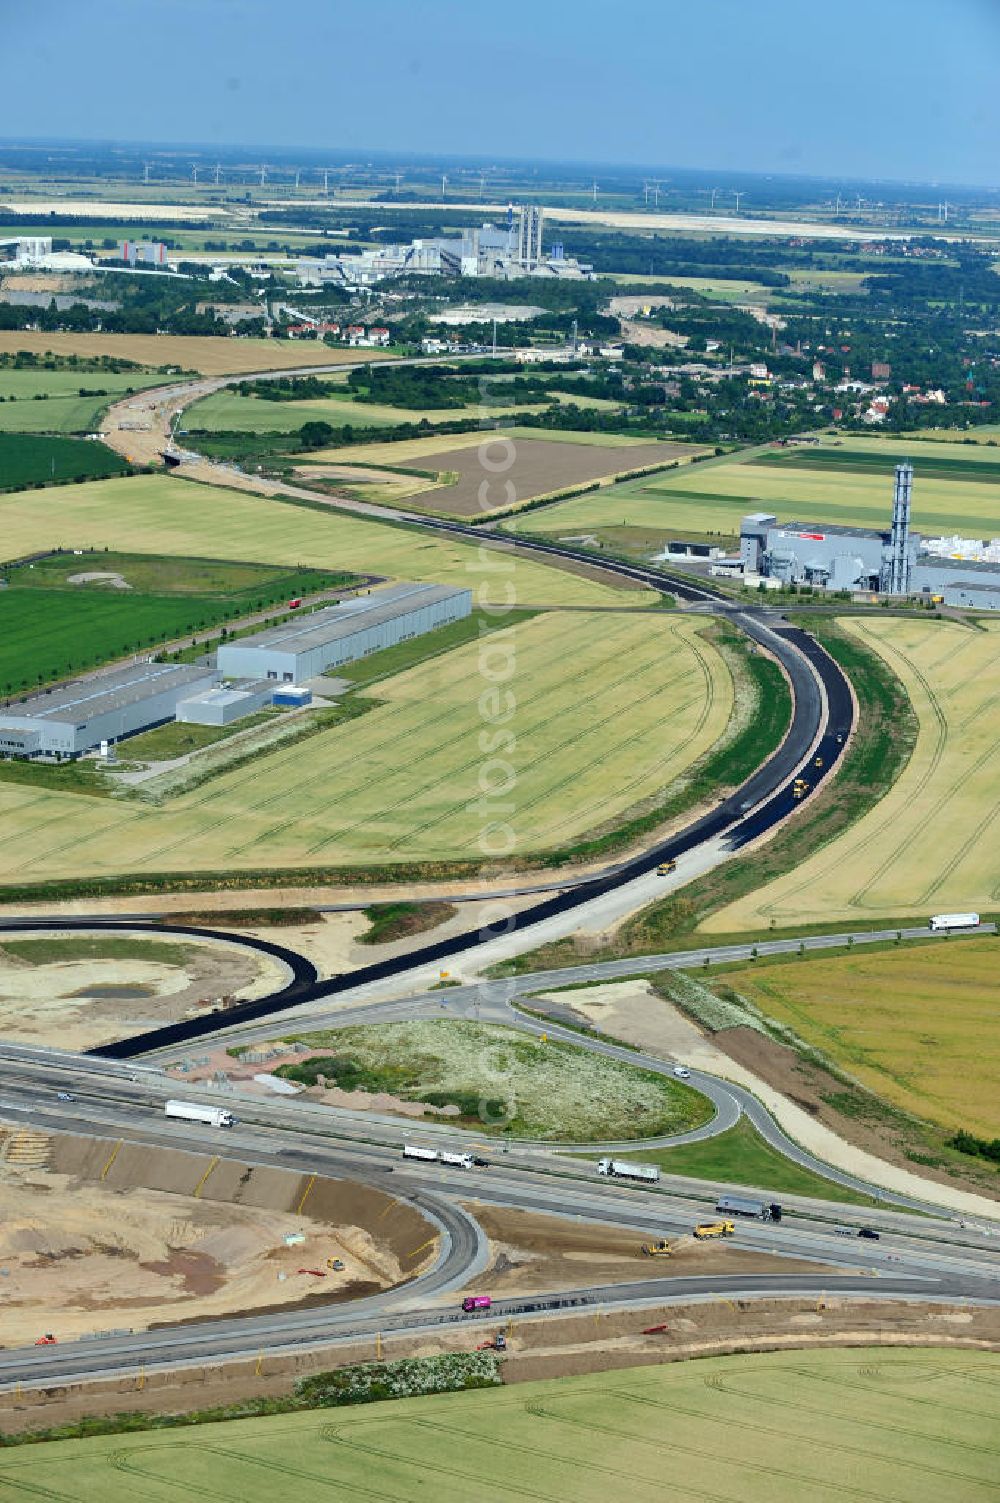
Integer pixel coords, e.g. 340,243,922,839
0,1054,997,1387
2,367,994,1384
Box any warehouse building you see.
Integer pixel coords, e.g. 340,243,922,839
0,663,217,759
175,679,274,727
216,583,472,684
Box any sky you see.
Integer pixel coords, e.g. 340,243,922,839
3,0,999,187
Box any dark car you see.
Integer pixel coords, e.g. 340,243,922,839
858,1227,881,1240
471,1155,490,1168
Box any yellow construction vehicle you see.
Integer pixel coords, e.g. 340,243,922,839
793,778,809,800
639,1238,678,1257
656,859,677,876
693,1220,735,1239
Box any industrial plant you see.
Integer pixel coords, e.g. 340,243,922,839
0,583,472,760
739,462,1000,608
298,204,590,290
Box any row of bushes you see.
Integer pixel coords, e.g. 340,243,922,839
950,1130,1000,1164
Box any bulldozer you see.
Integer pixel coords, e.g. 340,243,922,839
639,1237,685,1257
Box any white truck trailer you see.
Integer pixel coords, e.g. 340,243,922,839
402,1144,439,1162
597,1158,660,1183
402,1145,474,1168
929,912,980,932
164,1099,235,1128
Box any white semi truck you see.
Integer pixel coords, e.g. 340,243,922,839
597,1158,660,1183
164,1099,235,1128
402,1145,475,1168
929,913,980,932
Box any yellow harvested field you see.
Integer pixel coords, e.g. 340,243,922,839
0,613,732,883
0,474,647,606
706,617,1000,931
0,330,392,376
711,941,1000,1135
308,431,490,466
316,427,665,469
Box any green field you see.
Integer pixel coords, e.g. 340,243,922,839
708,616,1000,934
279,1019,710,1139
510,436,1000,542
0,552,353,694
0,610,731,883
3,1349,996,1501
0,367,171,433
0,590,225,693
0,432,130,487
184,388,554,435
694,939,1000,1139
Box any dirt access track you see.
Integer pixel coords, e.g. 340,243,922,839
3,1299,996,1435
0,1125,436,1346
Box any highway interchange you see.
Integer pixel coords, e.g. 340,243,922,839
1,366,997,1387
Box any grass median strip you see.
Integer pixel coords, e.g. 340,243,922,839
630,1117,878,1207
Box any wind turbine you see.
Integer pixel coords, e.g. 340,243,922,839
479,170,487,200
322,168,330,195
710,186,721,210
651,180,660,208
733,190,745,213
592,179,599,203
214,162,222,187
441,172,448,197
294,167,301,190
191,163,199,186
142,161,150,185
259,163,267,187
643,181,650,206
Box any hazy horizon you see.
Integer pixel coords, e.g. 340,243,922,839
3,0,998,189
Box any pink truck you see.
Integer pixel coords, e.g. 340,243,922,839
462,1295,492,1313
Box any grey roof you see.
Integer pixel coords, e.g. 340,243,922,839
941,580,1000,594
0,662,213,726
776,520,889,542
178,678,272,708
227,583,469,660
917,553,1000,575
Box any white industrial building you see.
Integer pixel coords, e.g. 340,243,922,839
298,205,590,290
0,663,217,759
216,583,472,684
175,680,274,726
740,463,1000,607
